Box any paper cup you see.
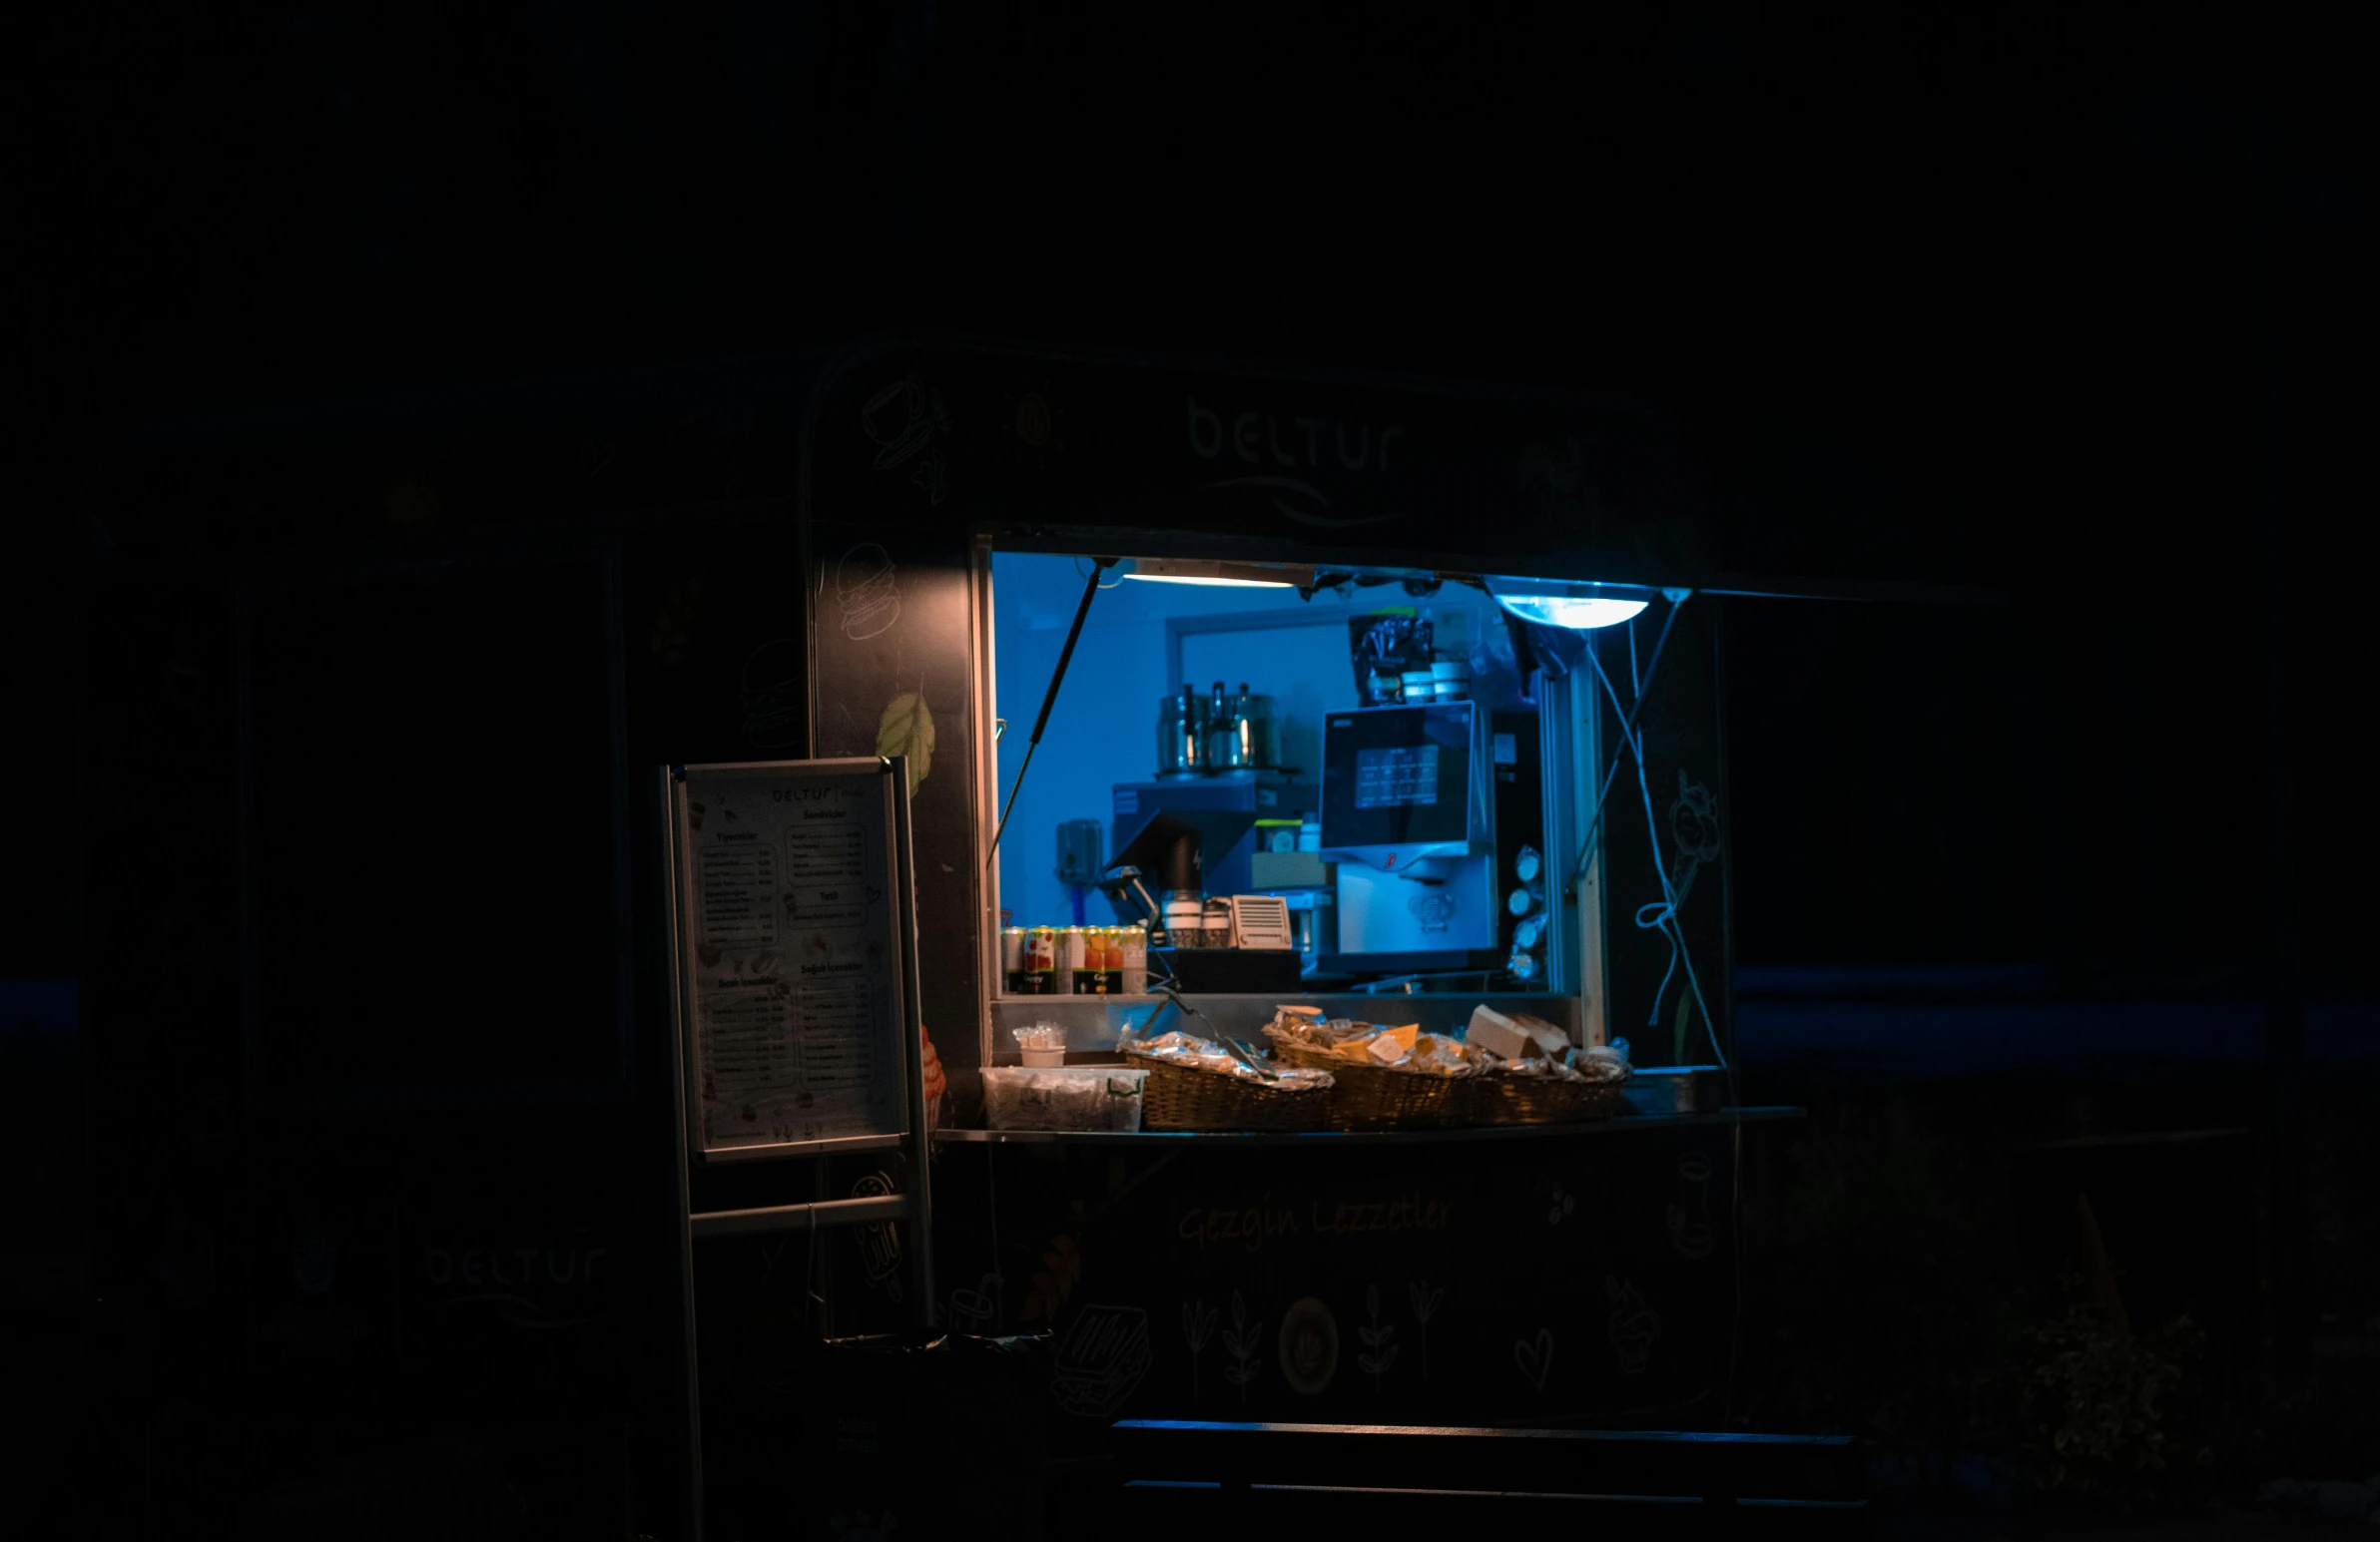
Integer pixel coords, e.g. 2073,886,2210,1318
1020,1047,1065,1068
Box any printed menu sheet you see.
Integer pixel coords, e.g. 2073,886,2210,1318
677,766,905,1152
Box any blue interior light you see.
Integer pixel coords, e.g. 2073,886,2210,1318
1492,594,1649,630
1484,576,1654,631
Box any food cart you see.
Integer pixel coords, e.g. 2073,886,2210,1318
665,335,1865,1534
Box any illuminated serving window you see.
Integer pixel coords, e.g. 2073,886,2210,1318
981,549,1708,1028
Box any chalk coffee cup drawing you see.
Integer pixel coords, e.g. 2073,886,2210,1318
836,544,901,640
861,376,938,469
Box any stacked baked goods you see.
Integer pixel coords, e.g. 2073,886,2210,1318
1263,1003,1630,1128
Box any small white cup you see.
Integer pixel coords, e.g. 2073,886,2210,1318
1020,1047,1065,1068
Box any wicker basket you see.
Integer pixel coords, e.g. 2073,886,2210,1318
1266,1029,1629,1127
1263,1035,1473,1130
1127,1052,1334,1132
1459,1071,1630,1124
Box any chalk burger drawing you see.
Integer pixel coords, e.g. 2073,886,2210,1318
836,544,901,640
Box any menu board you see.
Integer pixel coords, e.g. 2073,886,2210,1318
670,760,912,1157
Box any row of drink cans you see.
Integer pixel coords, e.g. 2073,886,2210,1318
1002,924,1148,995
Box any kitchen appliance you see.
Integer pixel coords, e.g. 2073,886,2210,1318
1202,682,1282,771
1101,808,1306,993
1227,894,1294,950
1317,700,1500,969
1106,806,1263,932
1154,689,1208,777
1109,771,1301,907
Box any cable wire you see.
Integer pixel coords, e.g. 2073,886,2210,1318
1565,594,1688,889
986,557,1113,867
1579,599,1726,1071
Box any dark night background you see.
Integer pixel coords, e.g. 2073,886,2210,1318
7,4,2375,1536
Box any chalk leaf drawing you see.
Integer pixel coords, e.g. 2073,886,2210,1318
1408,1281,1445,1382
1357,1285,1399,1392
837,545,901,640
849,1174,902,1302
1278,1296,1340,1396
1182,1298,1219,1399
1547,1183,1577,1227
875,689,935,796
1050,1303,1151,1419
1513,1327,1554,1392
1020,1235,1078,1321
1606,1276,1661,1374
1667,1151,1715,1261
1221,1291,1263,1400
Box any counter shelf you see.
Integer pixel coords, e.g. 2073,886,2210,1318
984,988,1605,1062
935,1104,1800,1147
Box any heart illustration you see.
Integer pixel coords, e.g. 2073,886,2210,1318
1513,1328,1554,1392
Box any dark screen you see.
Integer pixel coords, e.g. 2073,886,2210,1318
242,559,626,1097
1320,703,1474,848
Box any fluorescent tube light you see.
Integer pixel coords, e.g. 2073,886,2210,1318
1118,558,1308,589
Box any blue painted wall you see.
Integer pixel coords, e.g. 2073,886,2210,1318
988,554,1502,931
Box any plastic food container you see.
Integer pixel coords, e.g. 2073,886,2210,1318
1012,1022,1066,1067
981,1066,1148,1131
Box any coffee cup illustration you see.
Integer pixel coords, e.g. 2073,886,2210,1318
861,375,939,469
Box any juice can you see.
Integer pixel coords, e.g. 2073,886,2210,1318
1001,926,1027,994
1078,927,1110,996
1054,926,1083,995
1024,926,1057,994
1120,925,1147,995
1099,927,1125,995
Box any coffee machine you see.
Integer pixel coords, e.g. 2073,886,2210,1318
1316,701,1500,971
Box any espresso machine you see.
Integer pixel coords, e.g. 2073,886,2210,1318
1316,700,1501,971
